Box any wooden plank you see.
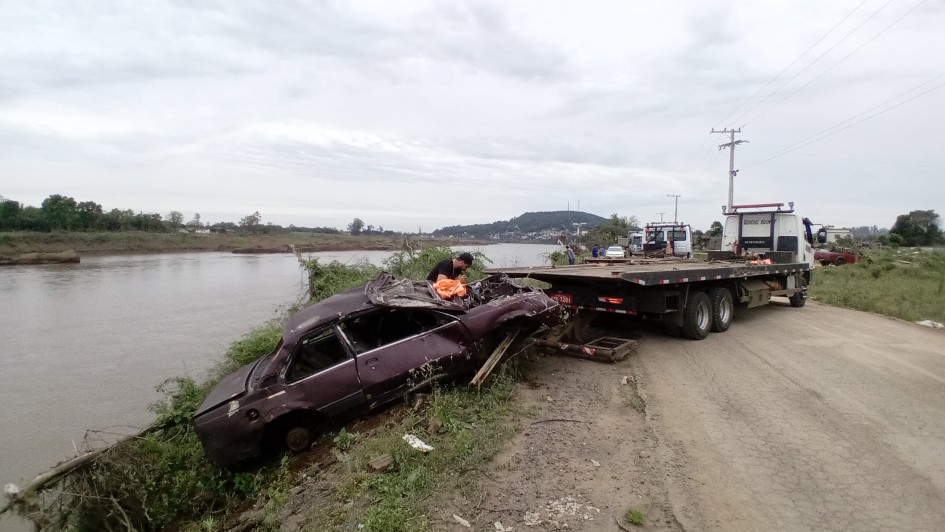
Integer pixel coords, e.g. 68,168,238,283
469,329,519,388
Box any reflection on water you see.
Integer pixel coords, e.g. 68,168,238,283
0,243,558,528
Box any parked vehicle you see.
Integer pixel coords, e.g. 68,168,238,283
643,223,693,258
604,246,626,258
814,247,860,266
490,202,813,342
628,231,644,255
194,273,559,465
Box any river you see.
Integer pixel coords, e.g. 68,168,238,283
0,243,558,527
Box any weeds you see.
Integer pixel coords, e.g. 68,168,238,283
809,248,945,322
625,508,645,526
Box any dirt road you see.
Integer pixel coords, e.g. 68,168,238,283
638,300,945,531
444,300,945,531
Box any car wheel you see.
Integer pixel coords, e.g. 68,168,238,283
820,260,830,267
834,258,846,265
285,426,312,452
707,287,733,333
681,292,712,340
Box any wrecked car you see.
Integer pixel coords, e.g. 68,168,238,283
194,273,558,466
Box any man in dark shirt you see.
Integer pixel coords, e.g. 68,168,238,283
426,252,474,283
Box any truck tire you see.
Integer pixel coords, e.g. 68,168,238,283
682,291,712,340
789,278,807,308
707,287,733,333
834,258,846,265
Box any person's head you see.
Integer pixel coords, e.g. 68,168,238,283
456,252,474,271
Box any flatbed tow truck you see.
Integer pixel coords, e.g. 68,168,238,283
487,203,815,359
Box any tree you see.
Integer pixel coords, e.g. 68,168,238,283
188,213,202,231
167,211,184,228
348,218,365,235
41,194,78,231
239,211,262,232
0,198,22,230
706,221,723,237
890,210,944,246
76,201,103,231
582,214,637,246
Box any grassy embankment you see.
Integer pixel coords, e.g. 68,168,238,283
0,231,483,256
9,246,548,531
808,247,945,323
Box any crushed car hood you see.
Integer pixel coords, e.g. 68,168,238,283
195,361,256,416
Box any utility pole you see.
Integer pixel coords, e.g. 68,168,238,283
711,128,747,211
667,194,681,223
656,212,665,222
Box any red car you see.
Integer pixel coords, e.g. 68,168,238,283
814,247,860,266
194,273,558,465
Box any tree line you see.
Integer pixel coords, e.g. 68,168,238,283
0,194,340,235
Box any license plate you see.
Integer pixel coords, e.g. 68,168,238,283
550,293,573,305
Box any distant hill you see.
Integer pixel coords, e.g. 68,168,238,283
432,211,607,240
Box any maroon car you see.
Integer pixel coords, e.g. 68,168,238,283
194,273,558,465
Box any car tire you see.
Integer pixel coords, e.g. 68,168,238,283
285,426,312,452
707,287,733,333
681,291,712,340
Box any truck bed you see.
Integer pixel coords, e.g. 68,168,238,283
488,259,809,287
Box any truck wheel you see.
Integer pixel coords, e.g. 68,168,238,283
789,279,807,308
707,287,733,333
834,258,846,265
682,292,712,340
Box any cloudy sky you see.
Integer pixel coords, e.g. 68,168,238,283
1,0,943,232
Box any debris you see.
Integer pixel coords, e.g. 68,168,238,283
368,454,392,473
494,521,513,531
916,320,944,329
402,434,434,453
471,330,520,388
590,459,601,467
453,514,472,528
621,376,629,385
639,450,647,458
428,418,444,433
523,511,541,526
4,484,19,497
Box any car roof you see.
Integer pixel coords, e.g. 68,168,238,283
284,287,374,344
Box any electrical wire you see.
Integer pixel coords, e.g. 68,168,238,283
714,0,868,128
745,73,945,168
743,0,929,126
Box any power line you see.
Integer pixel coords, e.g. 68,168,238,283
735,0,897,126
745,75,945,168
743,0,928,126
715,0,868,128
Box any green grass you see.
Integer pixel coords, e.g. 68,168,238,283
809,248,945,323
625,508,645,526
302,376,522,532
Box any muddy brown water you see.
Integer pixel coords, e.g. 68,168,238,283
0,244,557,529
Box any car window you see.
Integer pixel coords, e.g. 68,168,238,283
285,327,350,382
339,308,452,354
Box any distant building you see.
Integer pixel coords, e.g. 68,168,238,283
823,226,852,243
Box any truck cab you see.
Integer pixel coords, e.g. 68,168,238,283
718,202,814,267
628,231,644,255
643,223,692,258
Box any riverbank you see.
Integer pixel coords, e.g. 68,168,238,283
0,231,491,256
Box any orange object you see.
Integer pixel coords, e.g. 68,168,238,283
433,279,467,299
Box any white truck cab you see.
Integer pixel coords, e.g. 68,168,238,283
719,202,814,266
643,223,693,258
628,231,644,255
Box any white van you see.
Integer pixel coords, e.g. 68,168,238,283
643,223,692,258
628,231,644,255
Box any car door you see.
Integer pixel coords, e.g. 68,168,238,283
282,325,364,417
338,308,471,405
